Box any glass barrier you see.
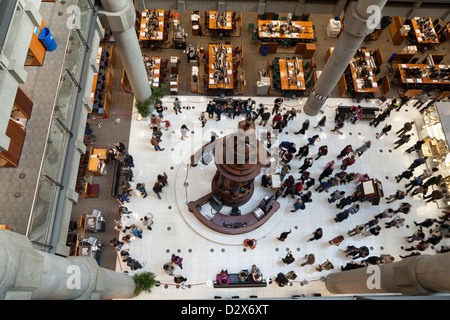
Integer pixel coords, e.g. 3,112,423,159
27,0,95,251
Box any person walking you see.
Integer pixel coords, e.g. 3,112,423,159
329,235,345,246
300,254,315,267
418,98,437,114
316,259,334,272
277,230,292,242
259,111,271,126
354,141,371,157
347,224,365,237
314,116,326,131
153,181,163,199
299,157,314,173
337,145,353,159
408,156,428,171
405,140,425,154
385,190,407,203
376,124,392,139
296,145,310,161
369,108,390,127
315,145,328,160
330,115,345,135
319,163,334,182
295,119,310,135
385,216,406,228
141,213,154,230
171,254,184,269
282,251,295,265
341,155,356,171
272,98,283,115
151,136,165,151
393,134,411,149
306,134,320,146
328,190,345,203
395,169,414,183
423,189,446,203
307,228,323,242
413,92,431,109
136,183,148,198
374,208,395,220
414,218,437,228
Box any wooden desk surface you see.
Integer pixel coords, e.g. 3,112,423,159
411,17,439,44
88,148,106,172
209,11,233,30
258,20,314,40
398,63,450,85
139,9,165,41
90,47,103,104
144,56,161,87
208,44,233,89
278,59,306,90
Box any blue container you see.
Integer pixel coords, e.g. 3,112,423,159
261,46,270,56
39,27,57,52
387,53,397,63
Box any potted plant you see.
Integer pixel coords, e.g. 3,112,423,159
149,82,168,108
135,99,151,119
133,271,159,296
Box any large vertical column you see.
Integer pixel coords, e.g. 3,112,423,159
98,0,151,104
0,229,135,300
325,253,450,295
303,0,387,116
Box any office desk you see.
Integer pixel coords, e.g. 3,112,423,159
411,17,439,44
278,59,306,90
258,20,314,40
144,56,161,87
87,148,107,176
209,11,233,30
90,47,103,104
397,63,450,85
139,9,165,41
208,44,233,89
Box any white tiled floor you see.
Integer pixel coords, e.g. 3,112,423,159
116,95,448,299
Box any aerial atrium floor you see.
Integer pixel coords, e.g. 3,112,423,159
112,95,448,299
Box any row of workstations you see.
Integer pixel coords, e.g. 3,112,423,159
89,46,116,119
390,16,450,47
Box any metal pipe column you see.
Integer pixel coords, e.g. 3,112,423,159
303,0,387,116
325,253,450,295
99,0,152,104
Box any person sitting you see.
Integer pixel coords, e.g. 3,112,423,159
216,269,231,285
251,266,263,283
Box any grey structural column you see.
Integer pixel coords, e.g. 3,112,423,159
0,229,135,300
98,0,152,105
325,253,450,296
303,0,387,116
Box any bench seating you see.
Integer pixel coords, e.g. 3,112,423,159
337,105,379,121
111,160,124,198
213,272,267,288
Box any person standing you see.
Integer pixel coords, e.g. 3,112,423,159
215,103,222,121
395,169,414,183
376,124,392,139
369,108,390,127
173,97,182,114
206,101,215,119
171,254,184,269
385,190,407,203
151,136,164,151
341,155,356,171
255,104,265,121
319,163,334,182
328,190,345,203
413,92,430,109
337,145,353,159
272,98,283,115
259,111,271,126
418,98,437,114
299,157,314,173
347,224,365,237
282,251,295,265
296,145,310,161
199,112,207,127
396,121,414,137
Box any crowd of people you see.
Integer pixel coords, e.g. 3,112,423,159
108,94,449,291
